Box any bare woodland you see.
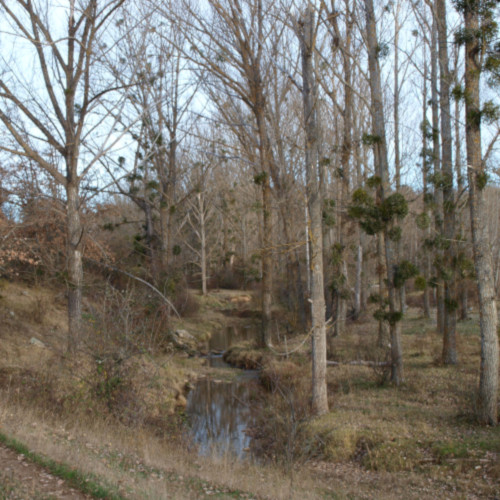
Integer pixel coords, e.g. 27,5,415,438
0,0,500,461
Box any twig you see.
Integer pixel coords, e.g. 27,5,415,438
84,257,180,318
267,318,333,357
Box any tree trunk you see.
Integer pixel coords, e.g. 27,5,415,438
199,194,208,296
159,134,177,275
139,200,158,280
430,13,445,334
260,176,273,347
464,7,498,425
159,202,172,274
328,2,353,338
454,47,468,324
422,47,431,320
354,240,362,320
354,128,366,320
460,288,468,321
435,0,457,365
333,260,348,338
66,180,83,353
399,287,406,315
364,0,403,384
394,1,406,317
377,232,389,347
299,6,328,415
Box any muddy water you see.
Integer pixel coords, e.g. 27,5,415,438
186,325,258,458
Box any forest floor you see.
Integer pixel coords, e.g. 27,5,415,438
0,278,499,499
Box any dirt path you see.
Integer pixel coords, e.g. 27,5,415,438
0,443,91,500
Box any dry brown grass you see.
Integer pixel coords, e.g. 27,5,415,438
300,308,500,497
0,280,499,499
0,397,352,500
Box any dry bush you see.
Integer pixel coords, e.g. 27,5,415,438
158,272,200,318
76,284,173,422
360,438,428,472
405,292,426,309
212,262,261,291
86,282,177,353
0,196,114,286
250,359,317,466
213,268,241,290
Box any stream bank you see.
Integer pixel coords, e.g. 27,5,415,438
185,323,262,459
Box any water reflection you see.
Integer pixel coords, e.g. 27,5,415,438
208,325,255,352
186,375,256,458
207,353,228,368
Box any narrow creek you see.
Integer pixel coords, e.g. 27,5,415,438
186,325,259,459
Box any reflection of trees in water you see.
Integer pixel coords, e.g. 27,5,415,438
208,326,256,352
187,377,255,457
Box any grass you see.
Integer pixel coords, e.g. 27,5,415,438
0,279,499,499
299,310,500,488
0,431,125,500
0,481,15,498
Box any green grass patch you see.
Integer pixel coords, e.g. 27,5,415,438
475,435,500,453
462,427,500,453
0,432,126,500
432,440,470,461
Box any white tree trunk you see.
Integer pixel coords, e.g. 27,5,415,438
464,7,498,425
298,5,328,415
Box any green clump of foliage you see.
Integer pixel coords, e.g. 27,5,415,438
253,171,268,185
414,275,427,291
416,212,431,230
322,198,336,227
432,440,470,461
394,261,419,288
349,189,408,236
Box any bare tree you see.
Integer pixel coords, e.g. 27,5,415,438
459,0,499,425
324,0,355,339
184,152,219,296
107,4,199,278
170,0,290,347
0,0,128,351
297,4,329,415
363,0,404,385
434,0,458,364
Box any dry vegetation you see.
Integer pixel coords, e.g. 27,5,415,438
0,278,498,499
0,1,498,497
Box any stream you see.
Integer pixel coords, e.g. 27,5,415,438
186,325,258,459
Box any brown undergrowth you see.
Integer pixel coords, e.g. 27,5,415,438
248,309,500,499
0,277,499,499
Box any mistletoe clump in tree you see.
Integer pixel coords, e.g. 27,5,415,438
349,176,417,380
453,0,500,425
